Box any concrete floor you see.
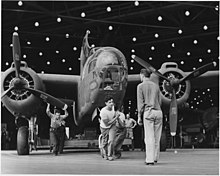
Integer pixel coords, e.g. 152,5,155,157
1,148,219,175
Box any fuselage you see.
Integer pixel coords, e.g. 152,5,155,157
76,47,128,124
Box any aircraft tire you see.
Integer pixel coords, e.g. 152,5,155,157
17,126,29,155
160,128,167,151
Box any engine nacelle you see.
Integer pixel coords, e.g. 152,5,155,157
1,61,45,118
150,62,191,109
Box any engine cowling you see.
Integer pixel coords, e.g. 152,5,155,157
1,61,45,118
150,62,191,109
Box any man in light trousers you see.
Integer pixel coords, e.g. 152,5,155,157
137,68,163,165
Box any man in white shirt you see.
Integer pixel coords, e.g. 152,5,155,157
99,95,119,161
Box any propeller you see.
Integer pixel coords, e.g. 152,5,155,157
12,32,21,78
1,32,68,110
134,55,217,136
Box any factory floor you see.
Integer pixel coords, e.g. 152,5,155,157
1,148,219,175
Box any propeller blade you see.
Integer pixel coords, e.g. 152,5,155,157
180,62,217,83
169,89,178,136
1,87,15,99
12,32,21,78
134,55,170,82
25,87,68,110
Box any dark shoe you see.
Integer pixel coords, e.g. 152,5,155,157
54,151,58,156
114,153,121,159
145,162,154,165
154,161,157,163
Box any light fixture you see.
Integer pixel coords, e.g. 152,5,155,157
66,33,69,38
132,37,137,42
187,52,191,56
39,52,43,56
62,59,66,63
73,47,77,51
185,10,190,16
207,49,211,53
69,67,72,71
91,44,95,47
131,49,135,53
193,40,198,44
167,54,171,58
155,33,159,38
158,16,162,21
149,57,152,60
106,7,111,12
199,58,203,62
108,25,113,30
203,25,208,30
34,22,39,27
151,46,155,50
23,54,26,58
14,26,19,31
180,61,184,65
47,61,50,65
130,67,133,70
131,59,134,63
56,50,59,54
5,62,9,66
41,71,45,74
57,17,61,23
46,37,50,42
27,41,31,45
134,0,139,6
178,29,183,34
131,55,135,59
171,43,175,47
81,12,86,18
18,1,23,6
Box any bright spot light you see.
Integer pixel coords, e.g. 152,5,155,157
108,25,113,30
47,61,50,65
185,11,190,16
203,25,208,30
62,59,66,63
193,40,198,44
151,46,155,50
41,71,45,74
155,33,159,38
34,22,39,27
149,57,152,60
18,1,23,6
132,37,137,42
215,5,219,11
131,54,135,59
14,26,19,31
107,7,111,12
66,33,69,38
171,43,175,47
56,50,59,54
46,37,50,42
73,47,77,51
181,61,184,65
131,59,134,63
5,62,9,66
81,12,86,18
131,49,135,53
27,41,31,45
187,52,191,56
134,0,139,6
23,54,26,58
207,49,211,53
39,52,43,56
199,58,203,62
158,16,162,21
167,54,171,58
69,67,72,71
57,17,61,23
130,67,133,70
178,29,183,34
91,44,95,47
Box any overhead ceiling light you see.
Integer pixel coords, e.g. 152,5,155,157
131,49,135,53
73,47,77,51
199,58,203,62
81,12,86,18
69,67,72,71
155,33,159,38
34,22,39,27
151,46,155,50
171,43,175,47
132,37,137,42
46,37,50,42
23,54,26,58
5,62,9,66
158,16,163,21
178,29,183,34
41,71,45,74
39,52,43,56
108,25,113,30
185,10,190,16
130,67,133,70
149,57,153,60
18,1,23,6
193,40,198,44
167,54,171,58
14,26,19,31
131,59,134,63
215,5,219,11
106,7,111,12
27,41,31,45
131,55,135,59
57,17,62,23
56,50,59,54
62,59,66,63
207,49,211,53
203,25,208,30
66,33,69,38
47,61,50,65
134,0,139,6
180,61,184,65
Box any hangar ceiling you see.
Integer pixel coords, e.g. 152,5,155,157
1,1,219,110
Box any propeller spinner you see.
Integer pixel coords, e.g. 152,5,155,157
134,55,217,136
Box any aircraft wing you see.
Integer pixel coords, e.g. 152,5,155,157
38,73,80,104
185,70,219,89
